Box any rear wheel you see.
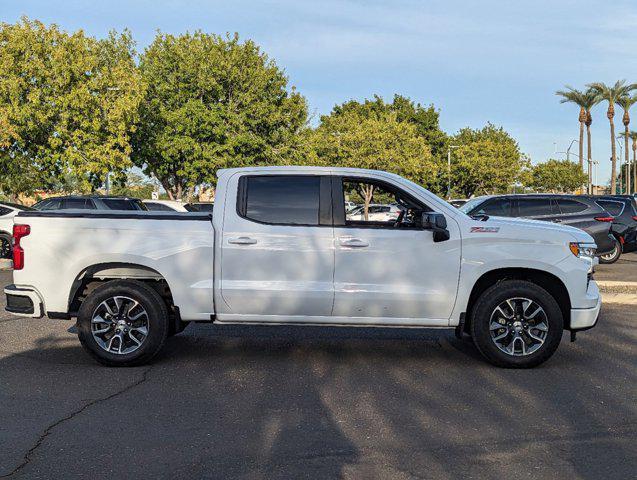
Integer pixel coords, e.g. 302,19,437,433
77,280,169,367
599,238,621,264
470,280,563,368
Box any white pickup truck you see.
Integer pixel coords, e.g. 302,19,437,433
4,167,601,368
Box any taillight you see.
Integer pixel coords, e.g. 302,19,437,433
594,216,614,222
632,216,637,221
12,224,30,270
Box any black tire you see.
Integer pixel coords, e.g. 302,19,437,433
599,238,621,264
0,233,11,259
77,280,169,367
470,280,563,368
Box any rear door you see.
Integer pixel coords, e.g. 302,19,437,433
554,198,597,230
220,174,335,318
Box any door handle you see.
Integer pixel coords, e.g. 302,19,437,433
552,219,562,223
228,236,257,245
339,237,369,248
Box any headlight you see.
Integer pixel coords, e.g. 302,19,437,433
569,242,597,258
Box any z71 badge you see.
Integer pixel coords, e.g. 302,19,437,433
470,226,500,233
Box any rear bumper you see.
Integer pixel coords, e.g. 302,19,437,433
4,285,44,318
570,281,601,330
594,234,616,256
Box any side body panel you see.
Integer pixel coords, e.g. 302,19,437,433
12,214,215,320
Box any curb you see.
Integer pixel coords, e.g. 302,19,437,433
601,293,637,305
597,280,637,295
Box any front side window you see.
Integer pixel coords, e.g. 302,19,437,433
242,176,320,225
39,199,61,210
342,179,424,227
474,198,512,217
517,198,554,217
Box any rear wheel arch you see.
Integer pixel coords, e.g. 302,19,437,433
67,262,185,335
464,268,571,332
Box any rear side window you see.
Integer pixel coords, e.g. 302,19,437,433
0,206,11,216
557,199,588,214
476,198,512,217
517,198,554,217
242,176,320,225
62,198,95,209
596,200,624,217
102,199,137,211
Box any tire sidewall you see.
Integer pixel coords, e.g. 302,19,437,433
471,280,563,368
77,281,168,366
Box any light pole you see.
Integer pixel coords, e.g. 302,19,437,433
616,138,624,193
447,145,459,200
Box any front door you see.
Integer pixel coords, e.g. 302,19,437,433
331,177,461,324
219,174,334,319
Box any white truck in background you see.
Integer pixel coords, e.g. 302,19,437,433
5,167,601,368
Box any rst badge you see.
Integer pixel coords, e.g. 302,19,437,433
470,226,500,233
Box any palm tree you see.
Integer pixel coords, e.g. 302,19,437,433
616,95,637,193
556,86,599,192
587,80,636,193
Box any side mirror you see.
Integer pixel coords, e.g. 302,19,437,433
421,212,450,242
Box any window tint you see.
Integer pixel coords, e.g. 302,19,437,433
517,198,554,217
244,176,320,225
0,206,11,216
596,200,624,216
62,198,95,209
475,198,512,217
144,202,174,211
102,199,137,211
556,199,588,214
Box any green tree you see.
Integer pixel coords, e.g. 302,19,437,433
0,18,143,196
450,124,530,197
132,31,308,200
531,159,588,193
587,80,636,194
110,171,155,199
311,104,437,190
555,86,599,188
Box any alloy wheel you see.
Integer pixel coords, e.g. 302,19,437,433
489,297,548,356
91,296,149,355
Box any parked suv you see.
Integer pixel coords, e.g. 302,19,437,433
33,196,148,211
460,194,616,259
589,195,637,262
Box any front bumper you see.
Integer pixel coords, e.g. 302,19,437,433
570,280,601,330
4,285,44,318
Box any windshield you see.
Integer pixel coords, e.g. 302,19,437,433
459,197,488,214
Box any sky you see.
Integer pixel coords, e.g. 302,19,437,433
3,0,637,185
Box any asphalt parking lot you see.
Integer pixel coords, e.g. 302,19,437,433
0,256,636,479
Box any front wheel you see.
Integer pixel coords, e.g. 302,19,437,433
599,238,621,264
470,280,563,368
77,280,169,367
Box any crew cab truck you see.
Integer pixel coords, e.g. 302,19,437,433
4,167,601,368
